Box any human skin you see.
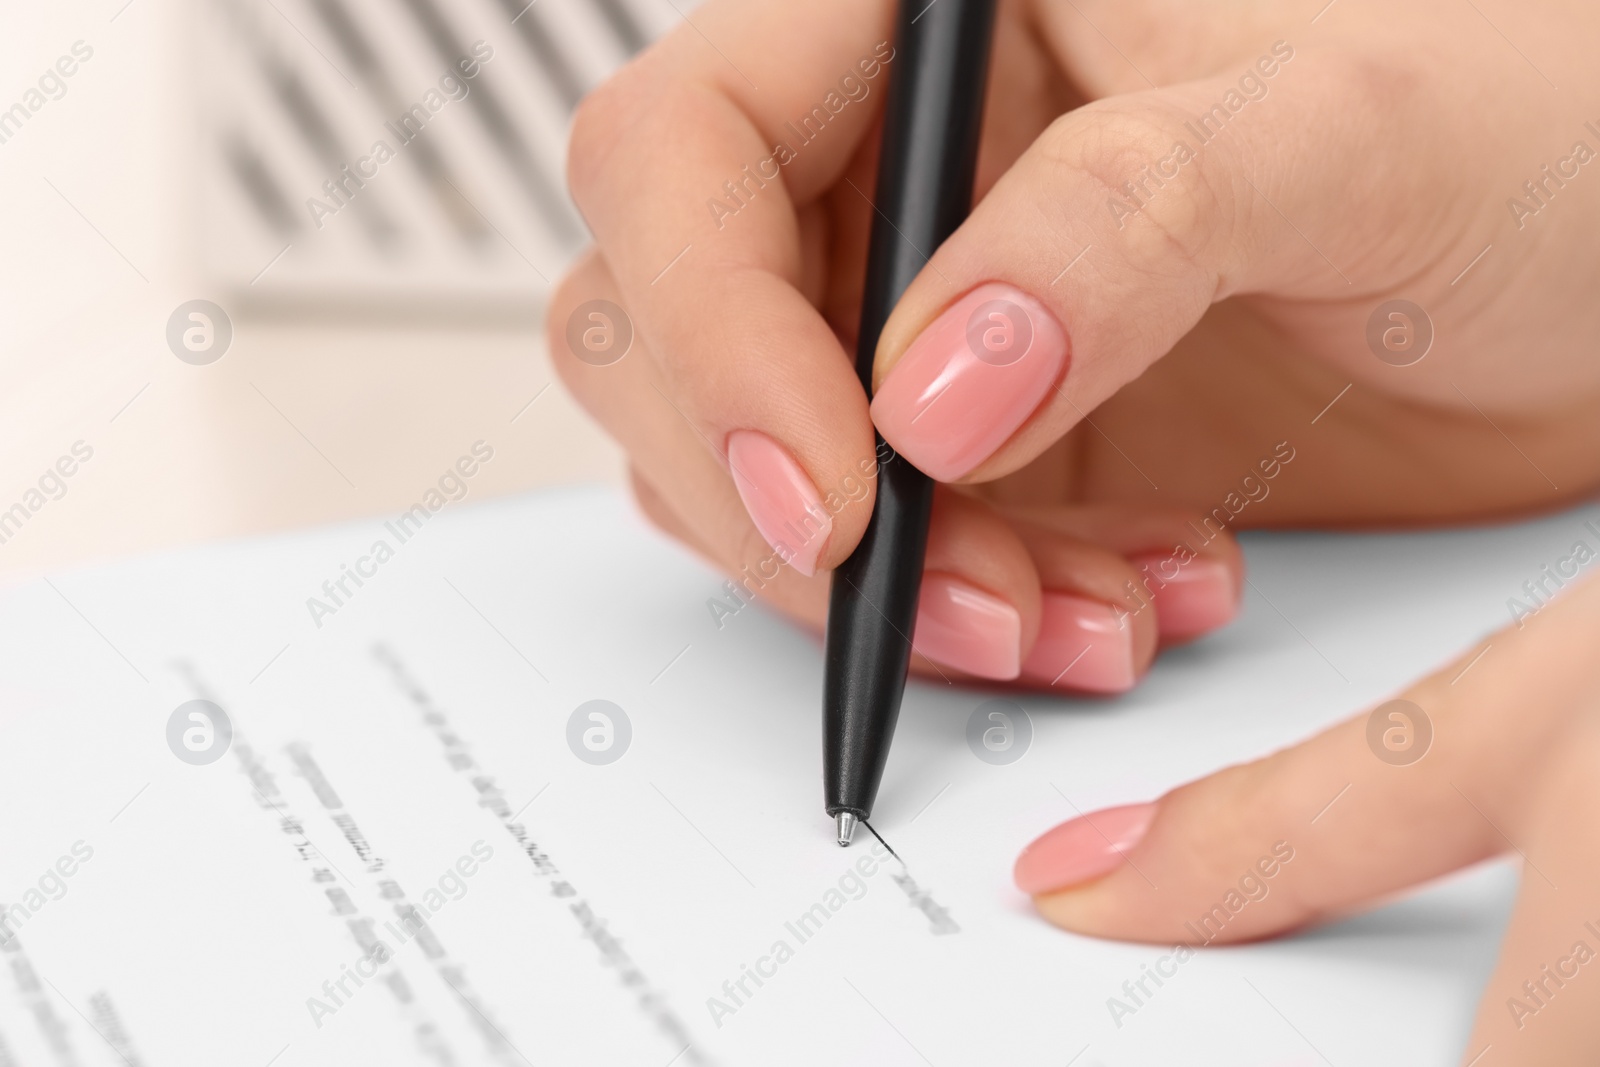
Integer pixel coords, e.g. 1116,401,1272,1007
550,0,1600,1058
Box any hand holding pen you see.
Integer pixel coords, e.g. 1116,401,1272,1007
553,0,1600,1056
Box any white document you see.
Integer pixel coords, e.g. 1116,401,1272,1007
2,484,1583,1066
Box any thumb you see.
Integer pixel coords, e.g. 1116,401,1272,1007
868,41,1401,483
1012,569,1600,944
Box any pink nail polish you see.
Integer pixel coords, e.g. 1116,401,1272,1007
1019,593,1135,693
911,572,1022,680
726,430,832,577
1014,801,1157,895
1129,553,1239,641
870,282,1069,481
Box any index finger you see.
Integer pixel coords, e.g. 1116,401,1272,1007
566,0,897,570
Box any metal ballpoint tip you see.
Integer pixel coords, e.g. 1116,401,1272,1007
835,812,859,847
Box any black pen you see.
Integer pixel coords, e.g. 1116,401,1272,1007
824,0,998,846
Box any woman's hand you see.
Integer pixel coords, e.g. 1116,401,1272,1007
1015,569,1600,1062
550,0,1600,690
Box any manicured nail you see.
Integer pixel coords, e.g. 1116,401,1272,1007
1130,553,1239,641
870,282,1069,481
1014,801,1157,895
912,572,1022,680
1019,593,1136,693
726,429,831,577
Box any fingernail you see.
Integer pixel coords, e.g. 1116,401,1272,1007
871,282,1069,481
1019,593,1136,693
1014,801,1157,895
1130,553,1239,641
726,429,832,577
912,571,1022,680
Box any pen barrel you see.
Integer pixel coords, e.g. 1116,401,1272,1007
825,442,934,817
823,0,998,819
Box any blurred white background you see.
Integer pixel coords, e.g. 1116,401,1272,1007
0,0,652,586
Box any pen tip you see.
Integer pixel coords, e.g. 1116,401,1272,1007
835,812,858,847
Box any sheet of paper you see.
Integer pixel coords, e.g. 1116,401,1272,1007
3,484,1585,1066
